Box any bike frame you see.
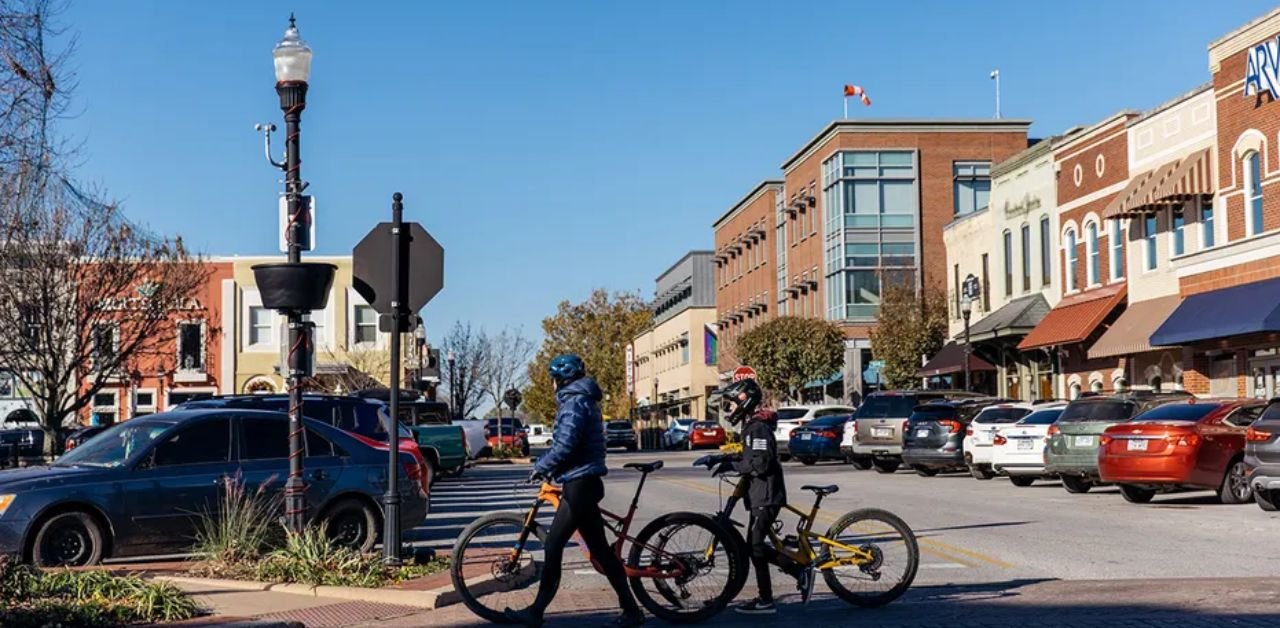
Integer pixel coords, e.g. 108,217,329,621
513,472,687,580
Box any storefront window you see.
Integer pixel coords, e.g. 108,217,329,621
1144,214,1158,271
1003,230,1013,296
1247,151,1264,236
1172,207,1185,256
1065,229,1077,291
1040,216,1052,287
1201,202,1215,248
1020,225,1031,292
1086,222,1100,285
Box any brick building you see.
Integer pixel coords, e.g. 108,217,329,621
712,180,780,373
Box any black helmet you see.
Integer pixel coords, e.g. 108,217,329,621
718,377,762,426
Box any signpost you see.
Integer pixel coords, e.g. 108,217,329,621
352,193,445,564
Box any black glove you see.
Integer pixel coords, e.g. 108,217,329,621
712,460,736,477
528,470,547,484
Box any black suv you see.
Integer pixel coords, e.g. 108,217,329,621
902,398,1007,476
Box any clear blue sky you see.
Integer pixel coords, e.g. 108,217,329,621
60,0,1276,344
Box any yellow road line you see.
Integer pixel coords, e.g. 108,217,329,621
655,476,1007,569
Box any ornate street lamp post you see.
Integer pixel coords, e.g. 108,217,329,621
961,296,973,393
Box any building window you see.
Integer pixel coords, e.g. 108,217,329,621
91,324,117,368
981,253,990,311
91,391,117,426
1020,224,1031,292
1144,214,1158,271
1065,228,1077,292
1201,202,1215,248
1039,216,1051,287
1171,207,1185,256
1109,219,1124,281
1086,222,1100,286
953,161,992,216
177,321,204,372
132,389,157,418
953,263,960,316
354,305,378,345
1246,151,1263,236
248,306,273,346
1002,230,1013,297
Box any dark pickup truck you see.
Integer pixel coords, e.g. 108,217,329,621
397,400,469,479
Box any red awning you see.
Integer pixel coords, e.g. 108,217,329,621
1151,147,1213,203
1018,284,1127,351
917,342,996,378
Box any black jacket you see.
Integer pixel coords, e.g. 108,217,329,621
735,410,786,508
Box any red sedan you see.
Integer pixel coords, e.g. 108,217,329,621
1098,398,1264,504
687,421,727,449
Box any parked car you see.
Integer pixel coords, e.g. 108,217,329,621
485,417,529,456
687,421,727,450
176,394,434,495
604,420,638,452
775,405,856,461
395,400,469,479
0,425,43,468
1246,398,1280,511
788,414,852,465
990,402,1068,486
0,409,427,566
64,426,108,453
901,399,998,476
962,402,1032,480
847,390,981,473
1098,398,1264,504
662,418,696,449
526,424,553,448
1044,391,1193,494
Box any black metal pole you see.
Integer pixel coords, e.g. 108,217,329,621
448,355,457,420
384,192,406,565
278,79,309,534
963,309,972,393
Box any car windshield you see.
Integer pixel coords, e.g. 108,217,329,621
607,421,632,430
909,406,956,422
974,407,1032,424
808,415,847,428
1131,403,1219,422
858,395,916,419
776,408,808,421
1018,409,1064,425
1057,400,1137,423
54,420,175,468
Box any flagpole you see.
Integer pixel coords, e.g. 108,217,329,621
843,97,848,120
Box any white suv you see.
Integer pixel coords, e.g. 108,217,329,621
963,402,1034,480
774,405,855,460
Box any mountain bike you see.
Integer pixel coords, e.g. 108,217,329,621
692,454,919,607
450,461,741,624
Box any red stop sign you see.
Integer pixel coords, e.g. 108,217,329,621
732,366,757,382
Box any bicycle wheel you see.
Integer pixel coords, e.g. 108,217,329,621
450,512,547,624
627,512,741,624
820,508,918,607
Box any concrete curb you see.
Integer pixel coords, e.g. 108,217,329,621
154,574,464,610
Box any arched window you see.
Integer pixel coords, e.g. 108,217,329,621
1246,151,1263,236
1003,230,1013,297
1149,375,1163,392
1086,222,1100,286
1065,228,1078,291
1090,380,1104,394
1069,383,1082,400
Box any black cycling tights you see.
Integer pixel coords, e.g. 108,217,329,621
529,475,640,618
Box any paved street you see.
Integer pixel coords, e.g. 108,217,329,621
394,449,1280,626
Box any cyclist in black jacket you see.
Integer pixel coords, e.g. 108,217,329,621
718,377,812,615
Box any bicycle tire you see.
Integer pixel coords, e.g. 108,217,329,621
820,508,919,608
718,519,751,603
450,512,547,624
627,512,741,624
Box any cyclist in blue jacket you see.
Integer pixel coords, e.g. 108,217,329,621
505,354,643,628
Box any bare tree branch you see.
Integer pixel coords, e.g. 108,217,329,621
481,327,534,417
440,322,489,420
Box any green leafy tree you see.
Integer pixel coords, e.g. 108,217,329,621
524,289,652,421
869,282,949,389
735,316,844,402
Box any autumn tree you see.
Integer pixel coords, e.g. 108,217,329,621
869,282,949,390
735,316,845,402
524,290,651,421
440,321,488,419
0,1,209,452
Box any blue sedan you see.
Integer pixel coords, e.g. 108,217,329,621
788,415,852,465
0,409,427,566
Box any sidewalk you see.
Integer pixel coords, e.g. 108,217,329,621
161,578,426,628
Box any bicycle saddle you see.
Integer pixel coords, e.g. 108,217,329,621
802,484,839,496
624,461,664,474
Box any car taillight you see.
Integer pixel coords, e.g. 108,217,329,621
815,429,838,439
993,435,1007,446
1171,434,1201,447
1247,426,1273,442
939,420,962,434
404,462,420,481
964,427,974,437
1047,425,1060,437
1099,435,1113,446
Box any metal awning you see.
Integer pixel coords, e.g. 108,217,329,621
967,294,1050,343
1018,284,1126,351
1088,294,1182,359
917,342,996,378
1151,276,1280,346
1151,147,1213,203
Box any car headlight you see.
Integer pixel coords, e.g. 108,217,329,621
0,494,14,517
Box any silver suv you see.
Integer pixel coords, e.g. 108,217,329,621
1246,398,1280,511
849,390,983,473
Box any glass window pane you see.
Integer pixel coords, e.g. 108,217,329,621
847,152,877,166
847,181,879,214
880,151,913,166
847,271,881,305
153,418,230,466
845,215,879,228
240,417,290,460
881,214,914,228
881,180,915,214
974,179,991,211
955,181,974,215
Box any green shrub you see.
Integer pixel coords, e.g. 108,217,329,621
0,556,202,627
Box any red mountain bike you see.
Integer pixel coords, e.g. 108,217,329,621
450,461,741,624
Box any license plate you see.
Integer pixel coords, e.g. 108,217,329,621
1127,439,1148,451
873,427,893,438
1017,439,1033,451
801,433,812,440
1074,435,1096,447
702,431,717,436
916,429,930,438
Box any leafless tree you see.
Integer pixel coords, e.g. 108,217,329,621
481,327,535,417
0,1,210,453
307,346,389,394
440,321,489,419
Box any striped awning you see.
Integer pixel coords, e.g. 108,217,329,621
1151,147,1213,203
1102,161,1177,219
1101,169,1157,219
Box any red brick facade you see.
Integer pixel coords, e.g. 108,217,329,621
713,181,779,369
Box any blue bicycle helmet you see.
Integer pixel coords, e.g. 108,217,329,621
548,354,586,383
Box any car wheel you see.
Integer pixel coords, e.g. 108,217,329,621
1256,488,1279,512
1119,484,1156,504
872,459,900,474
850,456,873,470
800,457,818,466
1060,475,1092,494
1218,459,1253,505
32,511,105,567
1009,476,1036,487
322,498,380,554
913,465,938,477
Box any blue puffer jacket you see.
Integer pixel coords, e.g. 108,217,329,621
534,377,608,483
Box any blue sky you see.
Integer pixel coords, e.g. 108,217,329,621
60,0,1276,344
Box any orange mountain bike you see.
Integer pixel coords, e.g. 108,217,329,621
450,461,741,624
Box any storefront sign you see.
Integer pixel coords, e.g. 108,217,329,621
625,344,635,395
1003,193,1042,218
98,296,203,312
1244,36,1280,99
